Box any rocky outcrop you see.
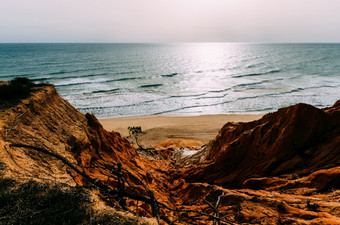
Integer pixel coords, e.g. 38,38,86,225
180,101,340,189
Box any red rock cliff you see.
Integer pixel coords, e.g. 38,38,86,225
0,83,170,217
181,101,340,188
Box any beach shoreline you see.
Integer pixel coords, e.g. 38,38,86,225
99,114,263,149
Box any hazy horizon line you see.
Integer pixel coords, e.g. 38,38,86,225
1,41,340,44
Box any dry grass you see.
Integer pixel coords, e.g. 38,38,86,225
0,177,154,225
0,78,51,110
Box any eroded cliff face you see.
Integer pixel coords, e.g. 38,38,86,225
179,101,340,189
0,83,171,219
0,85,144,183
1,82,339,224
169,100,340,224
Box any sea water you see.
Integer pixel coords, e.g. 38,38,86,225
0,43,339,118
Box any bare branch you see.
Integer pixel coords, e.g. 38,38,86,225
10,143,234,225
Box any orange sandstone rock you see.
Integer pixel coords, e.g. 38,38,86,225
181,101,340,188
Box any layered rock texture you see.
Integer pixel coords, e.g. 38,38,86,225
0,81,170,221
181,101,340,188
0,80,339,224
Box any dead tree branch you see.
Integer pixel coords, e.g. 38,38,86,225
5,111,26,136
157,201,234,225
10,143,234,225
202,193,225,225
9,143,165,224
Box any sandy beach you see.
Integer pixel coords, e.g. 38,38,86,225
99,114,263,149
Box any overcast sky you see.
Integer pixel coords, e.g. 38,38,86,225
1,0,340,43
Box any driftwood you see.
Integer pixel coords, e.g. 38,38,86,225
10,143,234,225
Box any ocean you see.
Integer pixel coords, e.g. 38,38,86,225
0,43,339,118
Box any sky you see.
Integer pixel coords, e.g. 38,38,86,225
1,0,340,43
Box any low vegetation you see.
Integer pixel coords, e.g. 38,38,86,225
0,78,51,109
127,126,163,159
0,177,150,225
127,126,146,150
0,78,35,100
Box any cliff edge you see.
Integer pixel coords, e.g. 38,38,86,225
180,101,340,189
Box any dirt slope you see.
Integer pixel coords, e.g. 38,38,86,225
0,83,144,183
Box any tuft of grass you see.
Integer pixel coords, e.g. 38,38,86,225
0,178,151,225
0,77,35,100
0,179,90,225
0,77,52,109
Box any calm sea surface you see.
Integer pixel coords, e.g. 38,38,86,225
0,43,339,118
